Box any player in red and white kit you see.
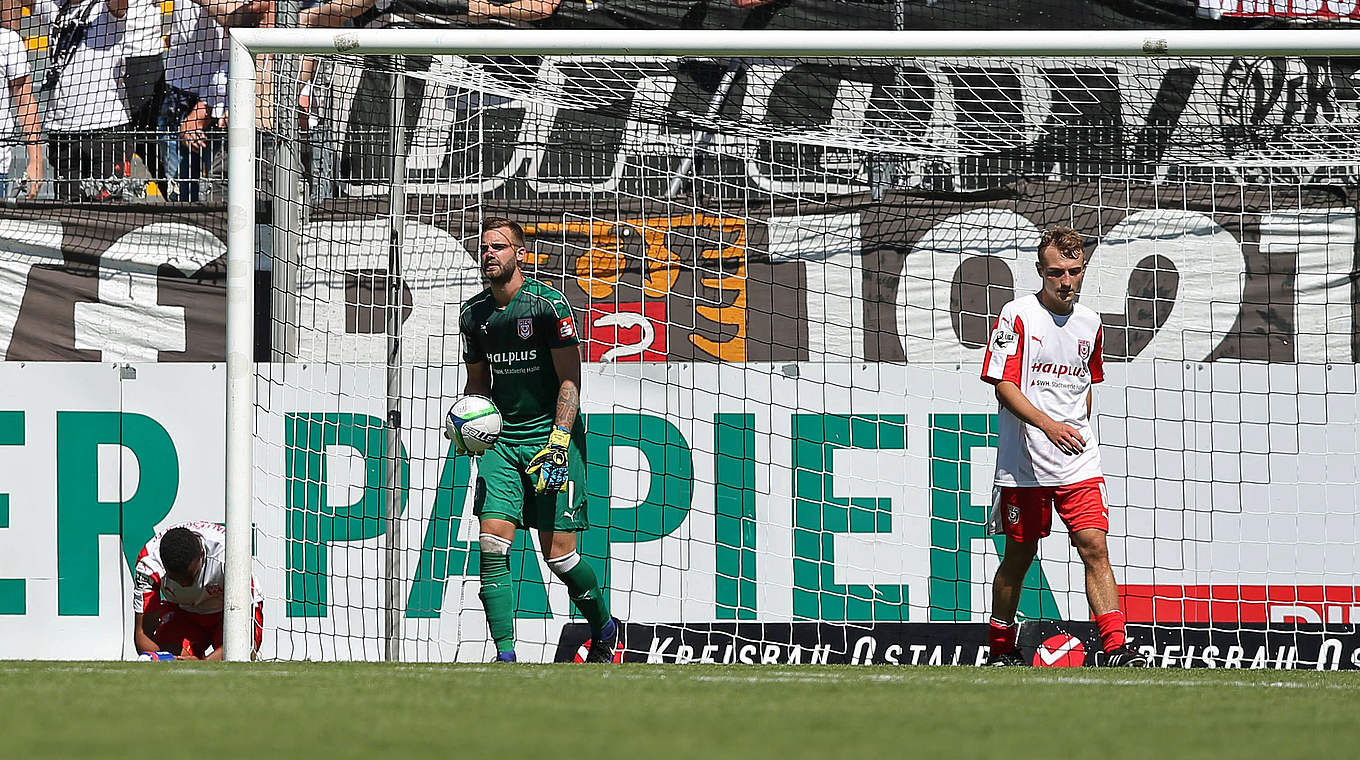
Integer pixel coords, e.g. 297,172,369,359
132,521,263,660
979,227,1147,667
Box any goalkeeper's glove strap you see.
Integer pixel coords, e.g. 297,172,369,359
548,426,571,447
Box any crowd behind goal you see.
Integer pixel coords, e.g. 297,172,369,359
5,0,1354,203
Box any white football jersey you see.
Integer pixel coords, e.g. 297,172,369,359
981,293,1105,487
132,521,260,615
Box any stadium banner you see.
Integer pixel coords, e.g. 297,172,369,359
0,183,1354,364
329,55,1360,195
381,0,1215,34
556,621,1360,669
1,361,1359,666
0,207,227,362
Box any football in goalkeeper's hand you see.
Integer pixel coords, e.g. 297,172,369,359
444,395,502,455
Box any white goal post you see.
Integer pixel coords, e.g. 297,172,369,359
225,28,1360,663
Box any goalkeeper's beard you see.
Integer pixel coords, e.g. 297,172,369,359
483,259,519,286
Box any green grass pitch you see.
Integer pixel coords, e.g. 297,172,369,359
2,663,1355,759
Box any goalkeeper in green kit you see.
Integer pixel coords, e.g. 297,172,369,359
456,217,619,663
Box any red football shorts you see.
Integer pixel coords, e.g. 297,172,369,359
153,603,264,658
989,477,1108,543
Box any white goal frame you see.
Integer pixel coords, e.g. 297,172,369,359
223,27,1360,661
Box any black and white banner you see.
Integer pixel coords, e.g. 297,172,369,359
329,55,1360,197
0,181,1354,363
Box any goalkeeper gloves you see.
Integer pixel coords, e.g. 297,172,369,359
526,426,571,494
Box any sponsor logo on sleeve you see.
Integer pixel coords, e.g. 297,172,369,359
558,316,576,339
990,328,1018,356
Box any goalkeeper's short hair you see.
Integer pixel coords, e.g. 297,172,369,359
482,216,526,248
159,527,201,574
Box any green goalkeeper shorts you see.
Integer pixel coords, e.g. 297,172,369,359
473,433,589,532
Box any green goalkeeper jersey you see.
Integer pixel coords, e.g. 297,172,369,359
459,278,582,444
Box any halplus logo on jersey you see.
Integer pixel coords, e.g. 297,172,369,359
1030,361,1088,379
558,317,575,339
517,318,533,339
1078,339,1091,361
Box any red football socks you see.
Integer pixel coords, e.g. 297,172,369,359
1095,609,1128,652
988,618,1018,655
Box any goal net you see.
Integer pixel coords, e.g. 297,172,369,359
226,30,1360,667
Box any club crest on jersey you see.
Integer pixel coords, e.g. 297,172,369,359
1078,339,1091,361
517,319,533,339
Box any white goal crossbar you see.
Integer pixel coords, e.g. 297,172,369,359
223,27,1360,661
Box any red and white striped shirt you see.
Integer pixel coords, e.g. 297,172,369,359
981,294,1105,487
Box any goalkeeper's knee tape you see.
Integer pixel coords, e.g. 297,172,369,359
546,550,597,599
479,533,513,556
545,550,581,578
547,550,610,630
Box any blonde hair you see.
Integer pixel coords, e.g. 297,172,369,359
1038,226,1085,262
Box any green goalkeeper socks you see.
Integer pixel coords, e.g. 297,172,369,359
547,551,612,634
478,550,516,653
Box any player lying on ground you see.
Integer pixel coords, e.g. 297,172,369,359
132,521,263,660
980,226,1147,668
456,216,619,663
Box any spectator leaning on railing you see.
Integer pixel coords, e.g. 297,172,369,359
0,0,42,199
124,0,166,185
27,0,132,201
160,0,270,202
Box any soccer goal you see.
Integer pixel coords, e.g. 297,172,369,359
225,29,1360,666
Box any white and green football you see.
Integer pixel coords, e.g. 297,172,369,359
444,395,502,454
